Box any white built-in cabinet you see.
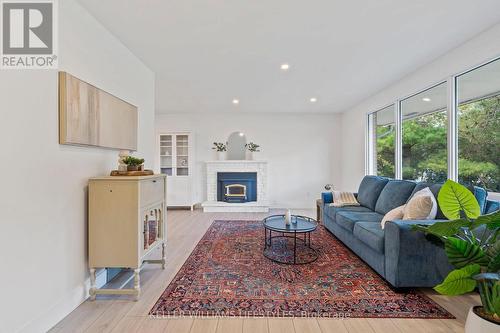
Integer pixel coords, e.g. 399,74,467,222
159,133,195,209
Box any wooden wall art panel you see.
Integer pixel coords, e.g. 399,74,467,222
59,72,138,150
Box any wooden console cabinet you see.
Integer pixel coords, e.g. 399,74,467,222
88,174,167,300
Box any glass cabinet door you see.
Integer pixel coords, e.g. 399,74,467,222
176,135,189,176
159,135,173,176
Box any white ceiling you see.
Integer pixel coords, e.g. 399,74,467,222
77,0,500,114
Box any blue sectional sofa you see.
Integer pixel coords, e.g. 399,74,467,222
322,176,500,288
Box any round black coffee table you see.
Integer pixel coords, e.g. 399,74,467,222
263,214,318,264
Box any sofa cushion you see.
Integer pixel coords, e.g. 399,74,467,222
335,210,384,232
353,222,385,254
473,186,488,215
486,200,500,214
410,183,445,219
324,205,371,220
374,180,416,215
357,176,390,211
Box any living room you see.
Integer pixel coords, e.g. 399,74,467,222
1,1,500,332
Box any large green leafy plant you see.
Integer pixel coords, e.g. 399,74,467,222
413,180,500,322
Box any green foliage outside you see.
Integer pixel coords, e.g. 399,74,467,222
375,95,499,192
402,111,447,183
375,124,395,178
457,97,500,192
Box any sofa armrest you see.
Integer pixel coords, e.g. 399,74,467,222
321,192,333,204
384,219,453,288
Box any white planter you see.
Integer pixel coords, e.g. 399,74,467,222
217,151,226,160
118,150,129,171
465,307,500,333
246,151,254,160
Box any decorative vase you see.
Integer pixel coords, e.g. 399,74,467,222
285,210,292,226
217,151,226,160
118,150,129,171
246,151,254,160
465,306,500,333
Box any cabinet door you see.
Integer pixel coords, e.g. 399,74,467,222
141,205,163,255
166,176,190,206
175,134,189,176
159,135,173,176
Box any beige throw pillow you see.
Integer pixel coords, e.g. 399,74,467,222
408,187,437,219
329,191,360,207
381,205,405,229
403,195,433,220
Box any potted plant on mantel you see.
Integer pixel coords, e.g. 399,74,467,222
412,180,500,333
212,142,227,160
122,156,145,171
245,142,260,160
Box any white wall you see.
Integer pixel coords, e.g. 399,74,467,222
155,113,341,208
0,1,155,332
339,23,500,192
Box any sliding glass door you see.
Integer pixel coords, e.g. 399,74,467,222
456,58,500,192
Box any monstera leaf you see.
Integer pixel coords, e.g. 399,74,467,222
488,253,500,273
488,239,500,258
435,264,481,295
438,180,480,220
424,219,470,237
445,237,489,268
492,281,500,316
472,210,500,230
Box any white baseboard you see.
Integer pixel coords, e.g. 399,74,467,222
18,270,106,333
18,284,87,333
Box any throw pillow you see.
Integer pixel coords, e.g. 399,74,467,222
329,191,360,207
408,187,437,219
403,196,433,220
381,205,405,229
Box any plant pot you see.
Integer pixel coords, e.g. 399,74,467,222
465,306,500,333
246,151,254,160
217,151,226,160
127,165,139,171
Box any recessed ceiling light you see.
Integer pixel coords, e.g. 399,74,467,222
280,63,290,71
239,132,244,137
310,97,317,103
232,99,239,105
422,97,431,102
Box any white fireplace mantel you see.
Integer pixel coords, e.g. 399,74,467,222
201,160,269,212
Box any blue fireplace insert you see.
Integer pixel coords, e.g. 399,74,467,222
217,172,257,203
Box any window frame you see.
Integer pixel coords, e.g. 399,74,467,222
365,55,500,194
366,103,396,177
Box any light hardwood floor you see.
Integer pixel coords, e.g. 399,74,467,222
50,209,478,333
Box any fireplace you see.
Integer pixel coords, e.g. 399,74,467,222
217,172,257,203
202,160,268,212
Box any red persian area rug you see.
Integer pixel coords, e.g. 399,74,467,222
149,220,454,319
